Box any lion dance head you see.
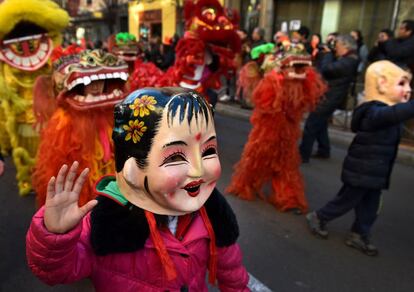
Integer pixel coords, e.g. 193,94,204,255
0,0,69,195
33,48,129,207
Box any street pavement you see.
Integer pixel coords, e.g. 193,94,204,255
1,112,414,292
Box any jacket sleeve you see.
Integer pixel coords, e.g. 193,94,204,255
320,53,356,80
379,38,414,62
216,243,250,292
365,100,414,130
26,207,94,285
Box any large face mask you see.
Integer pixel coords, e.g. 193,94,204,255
383,73,412,105
113,87,221,215
365,60,412,105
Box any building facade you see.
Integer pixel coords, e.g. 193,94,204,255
128,0,180,41
225,0,411,47
55,0,130,45
128,0,226,41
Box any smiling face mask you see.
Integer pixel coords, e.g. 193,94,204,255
364,60,412,105
112,87,221,215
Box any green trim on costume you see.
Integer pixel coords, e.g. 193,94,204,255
116,32,136,45
96,176,128,206
251,43,275,60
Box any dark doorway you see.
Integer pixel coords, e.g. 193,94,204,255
151,23,162,38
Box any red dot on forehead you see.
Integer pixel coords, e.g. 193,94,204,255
195,133,201,141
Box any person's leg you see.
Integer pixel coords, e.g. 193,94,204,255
307,184,364,238
343,188,381,256
351,189,382,238
315,115,331,157
228,74,237,101
300,113,323,162
206,88,218,108
316,184,365,223
270,167,307,214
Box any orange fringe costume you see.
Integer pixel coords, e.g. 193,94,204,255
32,48,128,207
32,108,114,207
236,61,261,108
227,67,326,212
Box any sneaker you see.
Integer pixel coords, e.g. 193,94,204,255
311,152,330,159
306,211,328,238
219,94,231,102
287,208,303,215
345,232,379,256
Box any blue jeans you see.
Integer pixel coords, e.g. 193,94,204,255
317,184,382,238
299,112,331,161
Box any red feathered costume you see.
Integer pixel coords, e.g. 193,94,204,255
129,0,240,100
227,52,327,213
32,47,128,207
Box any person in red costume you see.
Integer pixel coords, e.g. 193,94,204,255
129,0,241,106
227,42,327,214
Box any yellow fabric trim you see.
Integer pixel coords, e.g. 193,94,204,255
0,0,69,45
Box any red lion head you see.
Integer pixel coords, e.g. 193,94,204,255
184,0,241,52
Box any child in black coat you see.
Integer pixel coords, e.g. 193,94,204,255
306,60,413,256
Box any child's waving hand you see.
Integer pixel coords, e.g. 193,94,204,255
44,161,98,234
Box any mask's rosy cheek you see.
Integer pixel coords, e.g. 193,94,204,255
205,159,221,180
213,162,222,179
157,166,188,194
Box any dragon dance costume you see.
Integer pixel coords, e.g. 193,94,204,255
0,0,69,195
227,43,327,213
129,0,240,100
108,32,140,74
32,48,129,207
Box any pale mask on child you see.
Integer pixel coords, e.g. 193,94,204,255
385,74,412,104
113,88,221,215
365,60,412,105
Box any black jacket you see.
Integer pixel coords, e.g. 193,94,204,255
367,45,386,63
341,100,414,189
314,52,359,115
378,36,414,70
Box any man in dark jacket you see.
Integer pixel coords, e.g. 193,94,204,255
378,20,414,71
300,34,359,162
367,28,394,63
306,60,413,256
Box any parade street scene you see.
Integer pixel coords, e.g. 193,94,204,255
0,0,414,291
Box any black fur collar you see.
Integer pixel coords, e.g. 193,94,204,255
90,188,239,256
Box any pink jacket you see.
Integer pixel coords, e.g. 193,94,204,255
26,207,249,292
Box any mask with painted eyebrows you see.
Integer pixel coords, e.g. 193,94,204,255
112,87,221,215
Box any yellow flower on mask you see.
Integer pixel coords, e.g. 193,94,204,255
123,119,147,143
129,95,157,117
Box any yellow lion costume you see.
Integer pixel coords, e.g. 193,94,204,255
0,0,69,195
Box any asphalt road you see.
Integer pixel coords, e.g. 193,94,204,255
1,113,414,292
